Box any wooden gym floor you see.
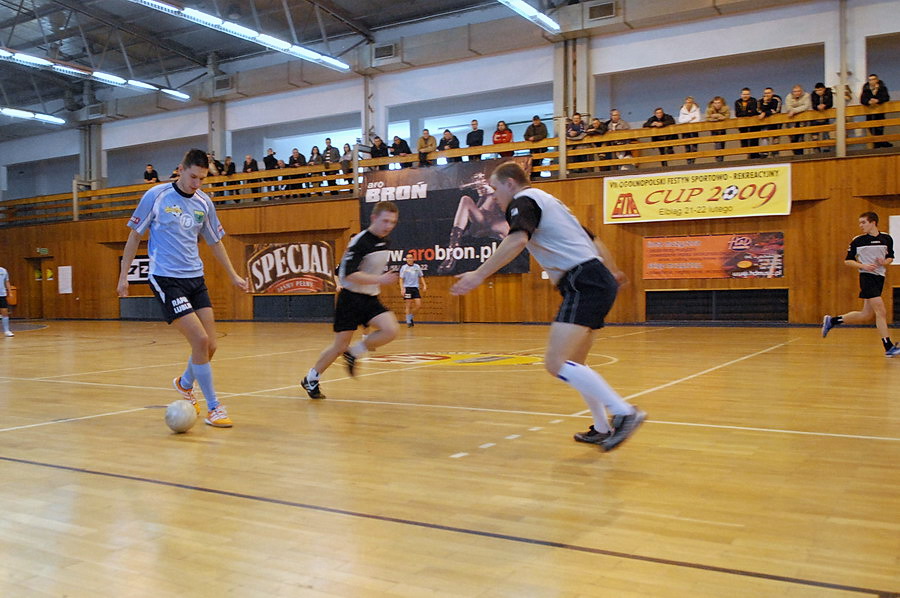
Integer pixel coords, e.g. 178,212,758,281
0,320,898,597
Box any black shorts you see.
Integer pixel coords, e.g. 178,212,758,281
403,287,421,300
0,297,7,309
555,258,619,330
859,272,885,299
334,289,389,332
149,274,212,324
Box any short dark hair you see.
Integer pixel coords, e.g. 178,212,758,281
372,201,399,216
741,87,751,92
491,161,529,186
181,149,209,169
860,211,879,224
814,82,825,89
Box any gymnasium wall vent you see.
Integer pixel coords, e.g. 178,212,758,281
585,1,616,21
372,42,401,66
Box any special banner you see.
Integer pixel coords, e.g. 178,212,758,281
643,232,784,279
246,241,337,293
360,158,531,276
604,164,791,224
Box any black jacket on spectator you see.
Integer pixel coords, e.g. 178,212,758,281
263,154,277,170
643,113,677,140
466,129,484,147
860,80,890,105
734,97,759,118
758,95,782,117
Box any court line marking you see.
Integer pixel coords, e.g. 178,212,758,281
0,454,894,598
570,339,797,416
34,347,321,380
0,408,149,433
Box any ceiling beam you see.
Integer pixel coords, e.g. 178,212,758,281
303,0,373,43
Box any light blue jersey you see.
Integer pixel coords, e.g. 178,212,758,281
0,267,8,296
399,263,424,288
128,182,225,278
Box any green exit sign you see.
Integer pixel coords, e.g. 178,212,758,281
36,248,49,255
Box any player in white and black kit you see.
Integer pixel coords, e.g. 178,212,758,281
399,253,427,327
452,161,645,451
0,265,13,337
117,149,249,427
301,201,400,398
822,211,899,356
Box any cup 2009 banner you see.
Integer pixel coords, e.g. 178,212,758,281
604,164,791,224
643,232,784,279
246,241,337,293
360,158,531,276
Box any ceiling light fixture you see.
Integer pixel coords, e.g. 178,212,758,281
495,0,561,34
0,45,190,101
0,105,66,125
123,0,351,72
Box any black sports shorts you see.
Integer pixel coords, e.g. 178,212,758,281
555,258,619,330
149,274,212,324
859,272,885,299
403,287,421,300
334,289,389,332
0,297,7,309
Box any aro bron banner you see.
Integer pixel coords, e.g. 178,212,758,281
604,164,791,224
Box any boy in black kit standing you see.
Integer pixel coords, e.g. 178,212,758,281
823,211,900,356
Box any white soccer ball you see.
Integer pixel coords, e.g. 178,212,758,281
165,400,197,433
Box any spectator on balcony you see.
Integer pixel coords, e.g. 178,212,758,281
322,138,341,192
438,129,462,163
308,145,324,195
757,87,783,157
604,109,634,170
785,84,812,156
341,143,355,183
584,117,607,171
493,120,514,158
644,107,676,166
391,136,412,168
524,115,548,177
370,136,390,170
417,129,437,167
811,82,834,153
566,112,588,171
222,155,236,196
735,87,761,158
262,148,278,196
143,164,159,183
861,74,892,148
287,148,307,196
706,96,730,162
678,96,702,164
466,119,484,161
242,154,259,200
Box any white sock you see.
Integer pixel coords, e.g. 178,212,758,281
1,316,9,334
557,361,634,429
307,368,319,381
349,341,368,358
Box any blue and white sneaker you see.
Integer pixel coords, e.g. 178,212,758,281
886,344,900,358
821,315,835,338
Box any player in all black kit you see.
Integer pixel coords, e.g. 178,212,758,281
301,201,400,398
452,161,645,452
822,211,900,356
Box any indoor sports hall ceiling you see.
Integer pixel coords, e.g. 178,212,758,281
0,0,497,139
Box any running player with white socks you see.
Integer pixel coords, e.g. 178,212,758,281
451,161,645,451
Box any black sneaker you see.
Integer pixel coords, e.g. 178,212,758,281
301,376,325,399
342,351,357,376
601,409,646,452
573,425,612,445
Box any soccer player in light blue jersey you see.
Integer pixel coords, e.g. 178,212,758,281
117,149,248,427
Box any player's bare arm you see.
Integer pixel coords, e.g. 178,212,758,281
451,231,528,295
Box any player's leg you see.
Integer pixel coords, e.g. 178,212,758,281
357,310,399,351
172,309,230,427
1,305,11,337
839,300,874,325
404,295,413,325
312,330,355,376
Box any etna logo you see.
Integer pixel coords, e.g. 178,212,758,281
611,193,641,218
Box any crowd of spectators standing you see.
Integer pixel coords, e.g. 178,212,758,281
144,76,893,195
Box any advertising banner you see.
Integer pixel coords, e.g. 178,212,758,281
360,158,531,276
604,164,791,224
643,232,784,279
246,241,337,293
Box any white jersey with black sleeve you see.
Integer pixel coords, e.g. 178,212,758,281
506,187,600,284
338,230,392,296
845,232,894,277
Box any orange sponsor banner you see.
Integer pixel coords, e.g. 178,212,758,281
643,232,784,279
